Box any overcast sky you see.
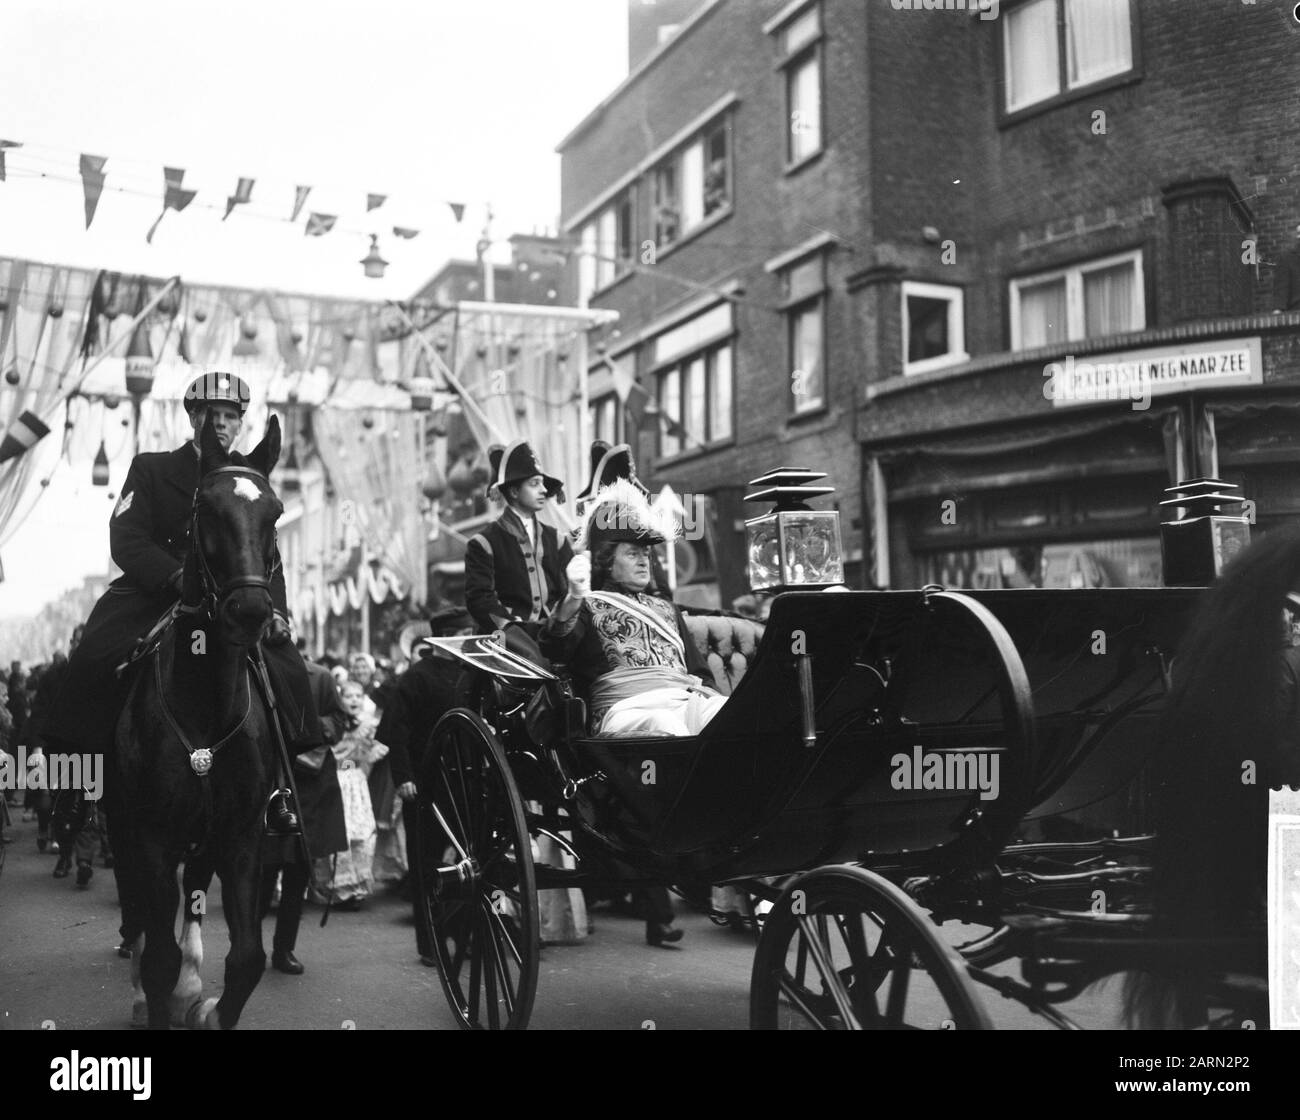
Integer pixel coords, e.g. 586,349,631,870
0,0,629,618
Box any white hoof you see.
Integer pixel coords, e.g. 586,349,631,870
169,922,205,1025
186,996,221,1031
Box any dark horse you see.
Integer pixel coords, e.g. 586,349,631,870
108,413,284,1030
1125,522,1300,1028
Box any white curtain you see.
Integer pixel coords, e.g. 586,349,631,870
1005,0,1060,111
680,140,705,232
1066,0,1131,88
1018,279,1069,348
1083,262,1136,338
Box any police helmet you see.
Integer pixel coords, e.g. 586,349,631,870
184,372,251,416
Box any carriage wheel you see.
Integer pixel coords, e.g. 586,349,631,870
416,709,539,1030
750,865,991,1030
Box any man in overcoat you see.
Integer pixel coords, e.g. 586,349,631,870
464,440,572,636
42,372,320,832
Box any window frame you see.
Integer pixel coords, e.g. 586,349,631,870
998,0,1140,124
768,1,824,170
654,337,736,460
1008,248,1146,351
588,391,622,446
579,185,637,302
648,114,733,254
901,280,969,377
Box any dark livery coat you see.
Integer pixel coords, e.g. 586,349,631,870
45,442,316,757
464,508,572,634
376,654,467,788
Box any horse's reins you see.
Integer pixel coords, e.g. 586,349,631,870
170,464,274,777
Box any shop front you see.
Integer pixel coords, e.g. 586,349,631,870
862,320,1300,591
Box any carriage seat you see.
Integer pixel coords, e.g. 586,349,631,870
681,612,766,696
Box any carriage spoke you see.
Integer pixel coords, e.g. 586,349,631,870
482,898,519,1014
777,974,832,1030
485,901,525,968
795,915,862,1029
837,912,883,1025
436,770,472,859
481,907,502,1029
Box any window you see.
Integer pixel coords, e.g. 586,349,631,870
589,393,620,445
1003,0,1134,115
772,3,822,165
780,253,828,412
901,281,967,375
1009,250,1144,350
578,188,635,301
656,341,733,457
650,118,731,250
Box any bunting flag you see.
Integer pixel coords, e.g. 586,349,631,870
0,410,50,466
223,176,254,220
366,193,386,211
304,212,337,237
448,202,466,223
145,167,197,244
290,185,311,222
0,139,20,182
79,154,108,229
392,226,419,239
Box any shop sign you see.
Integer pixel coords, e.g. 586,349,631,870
1044,337,1263,410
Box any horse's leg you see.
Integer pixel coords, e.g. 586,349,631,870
171,855,214,1027
136,834,184,1030
193,842,265,1030
102,792,148,1028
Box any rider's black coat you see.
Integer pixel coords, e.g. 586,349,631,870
44,442,315,758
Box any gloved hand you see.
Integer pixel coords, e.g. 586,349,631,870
566,552,591,599
265,611,293,647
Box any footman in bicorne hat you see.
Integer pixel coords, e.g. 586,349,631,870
463,440,573,638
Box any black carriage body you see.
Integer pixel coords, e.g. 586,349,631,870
539,587,1199,886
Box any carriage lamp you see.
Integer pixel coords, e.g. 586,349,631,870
124,320,155,397
1159,477,1251,586
744,467,844,591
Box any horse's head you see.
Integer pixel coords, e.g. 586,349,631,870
191,412,284,646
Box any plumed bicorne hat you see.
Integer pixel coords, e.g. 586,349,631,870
487,439,563,499
575,441,649,508
576,478,679,552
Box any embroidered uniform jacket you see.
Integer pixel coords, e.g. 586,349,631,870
464,508,572,633
110,442,288,612
541,590,711,726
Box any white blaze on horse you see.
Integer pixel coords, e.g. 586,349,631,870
109,413,286,1030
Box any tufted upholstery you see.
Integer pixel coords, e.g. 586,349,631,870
682,612,766,696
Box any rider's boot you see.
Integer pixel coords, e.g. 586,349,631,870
265,788,300,835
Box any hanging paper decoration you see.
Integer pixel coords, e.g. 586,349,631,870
0,139,20,182
0,410,50,465
304,212,337,237
145,167,197,244
79,154,108,229
448,202,466,223
392,226,419,239
290,185,311,222
366,193,386,211
223,176,254,220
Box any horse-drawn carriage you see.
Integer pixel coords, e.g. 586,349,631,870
411,583,1268,1030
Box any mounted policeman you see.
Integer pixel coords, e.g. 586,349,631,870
43,372,321,832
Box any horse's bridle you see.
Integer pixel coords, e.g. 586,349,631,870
187,465,276,619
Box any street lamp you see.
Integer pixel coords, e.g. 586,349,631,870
361,235,389,280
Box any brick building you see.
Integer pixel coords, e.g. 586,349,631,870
559,0,1300,598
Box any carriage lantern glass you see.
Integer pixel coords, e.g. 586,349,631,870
744,468,844,591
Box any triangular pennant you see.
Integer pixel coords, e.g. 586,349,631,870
392,226,419,239
0,139,18,182
291,185,311,222
79,154,107,229
448,202,466,223
223,176,254,220
146,168,196,244
366,193,386,212
304,212,337,237
0,410,50,465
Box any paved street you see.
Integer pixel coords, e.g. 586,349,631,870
0,816,1122,1031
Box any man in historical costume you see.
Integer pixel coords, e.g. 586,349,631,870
574,440,672,600
42,372,322,835
464,440,572,637
379,607,475,965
